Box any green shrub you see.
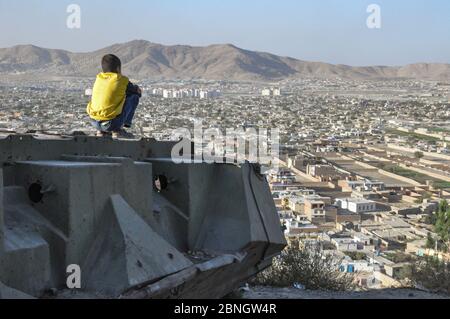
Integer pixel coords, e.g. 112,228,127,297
411,257,450,294
250,243,355,291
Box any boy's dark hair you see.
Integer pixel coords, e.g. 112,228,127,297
101,54,121,73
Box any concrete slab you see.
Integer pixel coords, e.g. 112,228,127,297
1,227,50,296
83,195,193,296
0,281,34,299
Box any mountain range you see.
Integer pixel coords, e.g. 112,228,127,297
0,40,449,81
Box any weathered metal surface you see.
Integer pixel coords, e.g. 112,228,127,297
0,134,286,299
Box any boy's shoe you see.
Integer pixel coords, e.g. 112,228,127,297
124,123,132,129
96,130,112,137
112,129,135,139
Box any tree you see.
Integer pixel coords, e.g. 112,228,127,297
250,242,355,291
414,151,424,159
438,199,448,215
434,200,450,251
425,232,435,249
411,256,450,294
421,213,436,225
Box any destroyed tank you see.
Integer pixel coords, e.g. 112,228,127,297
0,133,286,299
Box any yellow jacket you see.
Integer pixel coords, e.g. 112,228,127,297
87,72,129,121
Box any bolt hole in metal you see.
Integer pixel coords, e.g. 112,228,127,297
154,175,169,192
28,183,43,203
28,182,56,203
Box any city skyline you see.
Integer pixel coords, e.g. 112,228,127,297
0,0,449,66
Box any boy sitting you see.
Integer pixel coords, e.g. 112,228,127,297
87,54,142,138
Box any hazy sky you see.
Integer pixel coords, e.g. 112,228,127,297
0,0,449,66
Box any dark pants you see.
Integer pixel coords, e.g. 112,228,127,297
91,94,140,132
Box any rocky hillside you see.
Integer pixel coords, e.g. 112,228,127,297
1,40,449,81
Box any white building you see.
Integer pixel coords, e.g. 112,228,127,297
162,89,172,99
152,88,163,96
262,88,282,96
159,88,220,99
336,198,376,213
273,88,281,96
199,90,209,99
332,237,358,251
340,259,374,273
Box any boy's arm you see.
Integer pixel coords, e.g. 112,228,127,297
126,82,142,97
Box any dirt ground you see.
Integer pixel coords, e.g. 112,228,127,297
239,286,449,299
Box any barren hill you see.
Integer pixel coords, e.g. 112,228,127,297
1,40,449,81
